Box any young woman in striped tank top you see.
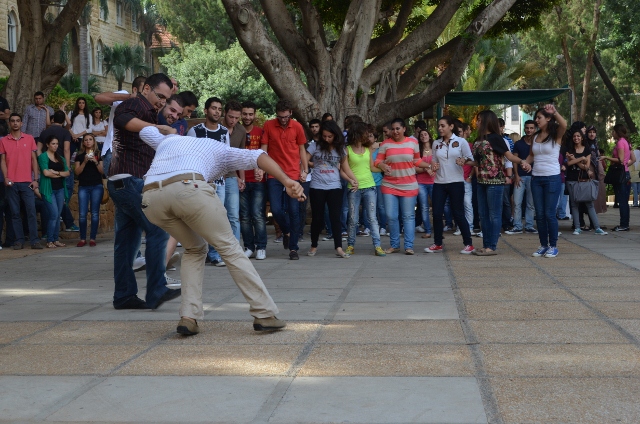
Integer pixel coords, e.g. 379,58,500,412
374,118,432,255
344,122,386,257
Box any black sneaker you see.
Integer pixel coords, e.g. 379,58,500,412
152,288,182,310
282,233,290,250
114,296,148,310
289,250,299,260
505,227,523,235
613,226,630,232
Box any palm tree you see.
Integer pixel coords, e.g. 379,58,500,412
59,73,101,95
101,43,149,90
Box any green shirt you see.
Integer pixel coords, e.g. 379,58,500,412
347,145,375,189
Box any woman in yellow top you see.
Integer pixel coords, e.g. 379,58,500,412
344,121,386,257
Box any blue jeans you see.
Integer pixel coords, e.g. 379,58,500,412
513,175,535,230
383,193,416,249
531,174,561,248
208,183,225,262
632,181,640,206
417,183,433,234
44,188,65,243
267,178,300,251
556,183,568,218
477,184,504,251
6,182,39,245
225,177,241,241
107,177,169,308
613,175,631,227
240,182,267,251
348,187,381,248
375,185,387,230
78,184,104,240
502,182,512,230
102,149,112,177
432,182,472,246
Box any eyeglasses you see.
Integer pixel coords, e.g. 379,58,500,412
276,114,291,120
151,88,168,101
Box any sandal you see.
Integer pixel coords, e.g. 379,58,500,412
46,242,56,248
405,249,415,255
335,250,351,258
54,241,66,247
421,233,431,238
307,249,317,256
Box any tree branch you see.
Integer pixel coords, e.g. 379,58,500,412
360,0,463,89
259,0,313,74
366,0,417,59
50,0,90,39
374,0,519,123
221,0,320,120
396,37,459,99
0,47,15,69
297,0,330,99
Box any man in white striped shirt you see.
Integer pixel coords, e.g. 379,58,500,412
139,125,305,336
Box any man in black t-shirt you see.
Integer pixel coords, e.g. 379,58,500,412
0,96,11,137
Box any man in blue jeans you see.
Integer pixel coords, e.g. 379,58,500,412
222,101,246,242
260,100,307,260
107,73,179,310
507,120,537,234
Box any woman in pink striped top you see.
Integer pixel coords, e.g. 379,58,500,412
374,118,432,255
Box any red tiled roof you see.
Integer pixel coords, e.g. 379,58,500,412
151,25,178,49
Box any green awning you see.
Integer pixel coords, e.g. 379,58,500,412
444,88,570,106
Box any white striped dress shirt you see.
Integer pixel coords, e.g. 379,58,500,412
139,126,264,184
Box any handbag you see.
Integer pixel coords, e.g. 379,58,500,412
604,163,626,185
101,179,110,205
569,167,598,203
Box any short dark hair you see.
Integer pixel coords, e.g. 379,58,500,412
309,119,321,126
167,94,185,108
414,120,427,131
9,112,21,120
275,99,292,112
34,91,44,98
204,97,223,110
225,100,242,113
144,73,173,90
241,101,257,112
344,114,362,129
321,112,333,121
132,76,146,92
179,91,198,108
498,118,505,127
53,110,66,124
524,120,535,126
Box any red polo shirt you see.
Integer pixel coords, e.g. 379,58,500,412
0,133,37,182
261,118,306,180
245,126,264,183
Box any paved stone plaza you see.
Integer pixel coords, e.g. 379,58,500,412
1,207,639,423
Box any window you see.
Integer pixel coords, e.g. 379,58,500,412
99,4,106,21
96,40,103,74
116,1,123,26
7,12,17,52
510,105,519,124
89,37,94,73
132,12,139,32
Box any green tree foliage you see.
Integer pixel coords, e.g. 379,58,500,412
151,0,236,50
160,41,277,115
59,74,101,95
600,0,640,74
101,44,149,91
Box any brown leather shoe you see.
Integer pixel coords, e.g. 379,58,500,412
253,316,286,331
177,318,199,335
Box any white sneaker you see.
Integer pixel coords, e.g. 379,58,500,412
141,237,146,244
415,225,425,233
453,230,461,236
476,231,483,238
443,225,453,232
362,228,370,236
165,273,181,289
177,242,182,247
244,248,254,258
379,227,387,236
256,249,266,260
133,256,146,271
167,252,181,269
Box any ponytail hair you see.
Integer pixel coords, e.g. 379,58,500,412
534,107,559,145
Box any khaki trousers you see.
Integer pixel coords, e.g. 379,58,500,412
141,181,279,320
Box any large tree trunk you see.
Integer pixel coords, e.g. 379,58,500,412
593,53,637,134
221,0,517,128
556,6,578,123
579,0,602,121
0,0,89,113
